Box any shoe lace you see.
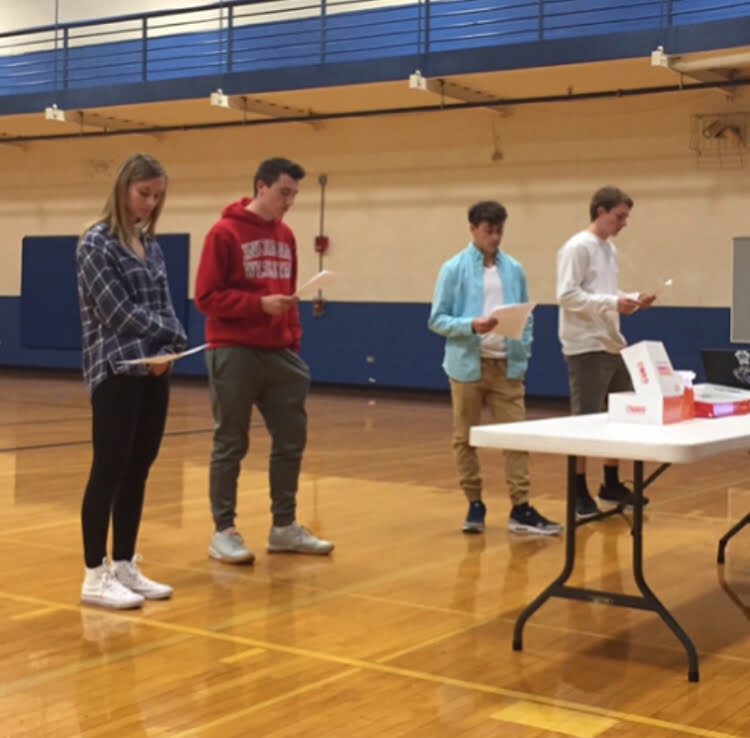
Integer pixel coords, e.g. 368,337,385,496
286,523,309,541
222,527,244,542
529,507,548,524
101,569,129,593
290,524,323,543
517,505,549,525
116,554,147,583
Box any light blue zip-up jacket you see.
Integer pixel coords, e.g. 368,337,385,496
428,243,533,382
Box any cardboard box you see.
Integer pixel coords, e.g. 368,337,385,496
608,391,693,425
693,383,750,418
621,341,683,397
608,341,695,424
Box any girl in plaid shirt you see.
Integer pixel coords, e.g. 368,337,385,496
76,153,186,610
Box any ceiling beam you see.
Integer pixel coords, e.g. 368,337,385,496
408,70,510,115
210,90,321,128
44,105,159,136
651,46,750,84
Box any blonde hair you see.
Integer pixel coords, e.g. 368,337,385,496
85,153,167,245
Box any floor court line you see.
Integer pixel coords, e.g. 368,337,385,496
9,606,58,620
0,426,213,454
219,647,267,664
0,590,739,738
172,669,359,737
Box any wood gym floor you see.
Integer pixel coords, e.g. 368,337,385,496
0,369,748,737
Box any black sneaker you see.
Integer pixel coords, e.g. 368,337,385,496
598,482,650,509
575,489,600,520
508,503,563,536
462,500,486,533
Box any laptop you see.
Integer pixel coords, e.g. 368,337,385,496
700,348,750,389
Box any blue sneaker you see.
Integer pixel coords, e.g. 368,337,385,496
462,500,486,533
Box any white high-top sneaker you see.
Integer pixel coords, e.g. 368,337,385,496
81,558,144,609
111,555,173,600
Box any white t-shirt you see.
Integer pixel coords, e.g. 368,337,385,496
480,265,507,358
556,229,624,356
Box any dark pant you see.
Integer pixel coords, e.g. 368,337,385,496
207,346,310,530
565,351,633,414
81,373,170,568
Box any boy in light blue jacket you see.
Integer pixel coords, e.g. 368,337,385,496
429,200,561,536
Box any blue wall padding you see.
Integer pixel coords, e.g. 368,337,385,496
155,234,191,334
297,301,448,390
0,294,745,397
21,236,80,349
19,233,190,352
0,296,80,368
4,236,748,397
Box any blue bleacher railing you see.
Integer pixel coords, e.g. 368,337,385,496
1,0,750,98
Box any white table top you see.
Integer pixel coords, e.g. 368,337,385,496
469,413,750,464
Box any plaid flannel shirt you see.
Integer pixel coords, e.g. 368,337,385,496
76,222,187,395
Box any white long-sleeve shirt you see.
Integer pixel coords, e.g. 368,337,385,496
556,229,625,356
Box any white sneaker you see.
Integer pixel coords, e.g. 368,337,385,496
208,528,255,564
81,558,144,610
111,555,173,600
267,523,334,555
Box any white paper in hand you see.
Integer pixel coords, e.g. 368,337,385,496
488,303,535,340
295,270,336,299
654,278,673,296
630,278,672,312
118,343,208,366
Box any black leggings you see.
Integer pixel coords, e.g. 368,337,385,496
81,373,169,568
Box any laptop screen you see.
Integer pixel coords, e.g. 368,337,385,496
700,349,750,388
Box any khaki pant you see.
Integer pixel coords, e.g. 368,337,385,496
449,358,529,506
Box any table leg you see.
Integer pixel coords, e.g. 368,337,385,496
717,513,750,564
631,460,699,682
513,454,578,650
512,456,699,681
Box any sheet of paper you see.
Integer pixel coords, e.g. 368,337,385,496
626,279,673,313
295,269,336,299
118,343,209,366
631,279,673,302
488,302,535,340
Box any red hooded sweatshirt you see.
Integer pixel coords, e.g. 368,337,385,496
195,198,301,350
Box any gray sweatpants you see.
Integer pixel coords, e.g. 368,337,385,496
206,346,310,530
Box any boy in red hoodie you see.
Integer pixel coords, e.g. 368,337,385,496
195,157,333,563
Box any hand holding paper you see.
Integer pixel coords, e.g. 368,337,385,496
472,316,498,334
626,278,671,313
653,277,673,297
639,277,672,307
118,343,208,366
487,302,535,340
295,270,336,299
